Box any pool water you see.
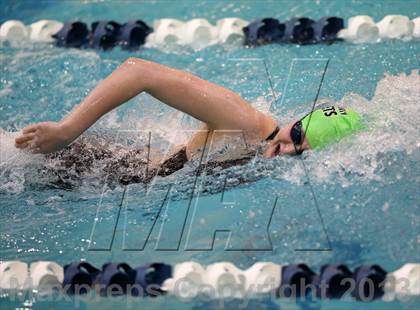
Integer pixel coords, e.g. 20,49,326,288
1,0,419,309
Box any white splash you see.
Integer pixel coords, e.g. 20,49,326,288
0,130,43,193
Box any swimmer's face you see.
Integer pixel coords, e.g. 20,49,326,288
264,121,310,157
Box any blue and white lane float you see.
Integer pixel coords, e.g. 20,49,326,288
0,15,419,48
1,261,419,302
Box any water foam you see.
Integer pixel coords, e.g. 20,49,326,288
0,130,43,193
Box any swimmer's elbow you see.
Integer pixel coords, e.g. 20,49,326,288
123,57,149,69
121,57,156,80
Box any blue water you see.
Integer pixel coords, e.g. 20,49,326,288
1,0,419,309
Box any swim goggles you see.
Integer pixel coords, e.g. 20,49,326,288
290,120,304,155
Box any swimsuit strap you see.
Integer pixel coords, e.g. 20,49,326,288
265,125,280,141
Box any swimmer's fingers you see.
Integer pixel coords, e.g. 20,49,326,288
17,138,42,154
15,142,34,151
15,132,36,147
22,124,39,134
15,121,69,154
15,123,40,148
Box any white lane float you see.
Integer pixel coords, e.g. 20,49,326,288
0,261,28,289
29,20,63,42
182,18,218,49
338,15,379,43
146,18,185,46
0,20,29,41
29,261,64,291
383,263,420,301
216,17,249,45
162,261,282,299
243,262,281,294
412,17,420,38
0,260,419,302
161,261,206,299
377,15,414,40
205,262,246,298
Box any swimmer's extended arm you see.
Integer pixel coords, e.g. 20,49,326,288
15,57,275,154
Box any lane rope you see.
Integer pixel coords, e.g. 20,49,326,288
0,260,419,301
1,15,418,49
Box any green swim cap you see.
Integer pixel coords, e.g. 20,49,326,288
301,106,363,149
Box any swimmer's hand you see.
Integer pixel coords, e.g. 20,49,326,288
15,122,73,154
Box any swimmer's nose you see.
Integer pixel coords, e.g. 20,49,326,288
274,144,281,156
263,142,281,158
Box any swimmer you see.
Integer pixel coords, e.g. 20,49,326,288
14,58,363,184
